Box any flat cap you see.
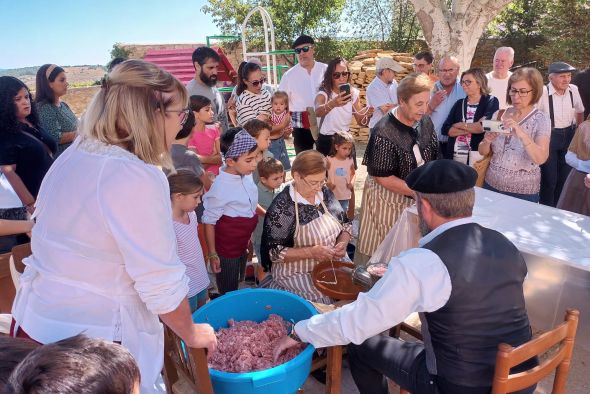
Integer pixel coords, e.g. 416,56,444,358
292,34,314,49
548,62,576,74
376,57,405,72
406,159,477,194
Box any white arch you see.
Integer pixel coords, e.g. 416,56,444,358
241,6,278,87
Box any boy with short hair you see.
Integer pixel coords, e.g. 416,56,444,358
202,128,260,294
252,157,285,287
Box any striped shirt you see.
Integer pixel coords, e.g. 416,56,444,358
236,89,273,126
173,211,209,297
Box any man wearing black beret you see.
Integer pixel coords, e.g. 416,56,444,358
278,34,327,153
275,160,536,394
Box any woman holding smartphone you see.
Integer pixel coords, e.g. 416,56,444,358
314,57,373,158
478,67,550,202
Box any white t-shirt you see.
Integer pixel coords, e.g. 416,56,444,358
0,172,22,209
486,71,512,110
367,77,398,128
318,88,360,136
278,62,327,112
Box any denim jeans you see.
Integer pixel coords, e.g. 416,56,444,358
483,182,540,203
540,125,575,207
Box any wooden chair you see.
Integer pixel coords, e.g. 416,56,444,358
0,252,14,315
162,324,213,394
308,345,343,394
492,309,579,394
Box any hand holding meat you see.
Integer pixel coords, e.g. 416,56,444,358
273,335,301,362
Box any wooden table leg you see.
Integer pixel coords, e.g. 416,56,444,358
325,345,342,394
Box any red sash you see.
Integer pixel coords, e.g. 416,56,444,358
215,214,258,258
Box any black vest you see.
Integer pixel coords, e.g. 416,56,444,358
421,223,533,388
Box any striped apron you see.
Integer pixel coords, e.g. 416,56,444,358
356,176,413,263
270,198,342,304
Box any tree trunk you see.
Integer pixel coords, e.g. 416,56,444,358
409,0,513,69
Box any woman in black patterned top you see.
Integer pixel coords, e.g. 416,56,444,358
356,73,439,264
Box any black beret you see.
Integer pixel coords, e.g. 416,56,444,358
292,34,314,49
406,159,477,194
548,62,576,74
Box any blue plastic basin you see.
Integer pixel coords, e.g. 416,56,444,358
192,288,317,394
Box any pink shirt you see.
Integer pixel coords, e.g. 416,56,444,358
188,125,221,175
327,156,353,200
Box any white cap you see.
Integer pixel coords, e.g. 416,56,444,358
375,57,404,72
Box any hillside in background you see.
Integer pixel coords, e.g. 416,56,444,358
0,65,106,90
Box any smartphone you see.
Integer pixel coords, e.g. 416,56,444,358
339,83,351,96
482,120,510,134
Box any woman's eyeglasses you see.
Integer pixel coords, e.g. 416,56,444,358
508,89,533,97
248,77,266,87
165,108,191,126
294,46,312,54
302,177,326,189
333,71,350,79
460,80,474,86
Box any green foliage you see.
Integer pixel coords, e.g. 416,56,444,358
344,0,422,52
313,38,381,63
532,0,590,68
487,0,590,69
201,0,346,52
0,66,40,78
110,43,131,60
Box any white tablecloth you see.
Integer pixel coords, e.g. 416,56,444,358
370,187,590,349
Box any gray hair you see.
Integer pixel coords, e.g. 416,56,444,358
416,189,475,218
438,55,460,69
495,47,515,61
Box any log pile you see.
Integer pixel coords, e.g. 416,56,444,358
348,49,414,143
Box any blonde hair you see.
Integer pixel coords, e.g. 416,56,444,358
272,90,289,112
79,59,187,168
397,72,433,103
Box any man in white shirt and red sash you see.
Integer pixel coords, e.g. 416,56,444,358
275,160,537,394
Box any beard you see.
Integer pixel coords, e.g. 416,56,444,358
200,70,217,87
416,199,432,236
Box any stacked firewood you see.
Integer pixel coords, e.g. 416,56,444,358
348,49,414,143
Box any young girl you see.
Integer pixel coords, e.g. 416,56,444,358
269,91,292,171
188,95,222,177
168,170,210,312
326,131,356,216
203,128,260,294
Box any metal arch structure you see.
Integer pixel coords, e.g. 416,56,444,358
241,6,278,87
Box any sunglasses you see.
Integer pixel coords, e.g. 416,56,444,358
248,77,266,87
165,108,191,126
333,71,350,79
294,46,312,54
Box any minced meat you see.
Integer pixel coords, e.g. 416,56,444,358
208,314,305,372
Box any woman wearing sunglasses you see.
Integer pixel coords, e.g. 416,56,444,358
314,57,374,159
10,60,217,394
260,150,352,303
478,67,550,202
235,62,273,127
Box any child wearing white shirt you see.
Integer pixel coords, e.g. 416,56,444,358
202,128,260,294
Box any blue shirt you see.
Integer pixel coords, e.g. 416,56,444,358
430,79,465,142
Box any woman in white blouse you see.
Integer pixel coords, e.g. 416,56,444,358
10,60,217,393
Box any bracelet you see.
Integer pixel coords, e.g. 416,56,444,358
208,252,219,261
325,102,332,111
289,327,302,343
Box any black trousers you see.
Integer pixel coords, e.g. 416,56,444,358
540,125,576,207
439,141,450,160
215,253,247,295
347,335,536,394
292,128,315,154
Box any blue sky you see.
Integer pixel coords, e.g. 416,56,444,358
0,0,218,69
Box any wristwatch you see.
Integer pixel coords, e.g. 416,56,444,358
288,324,302,343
